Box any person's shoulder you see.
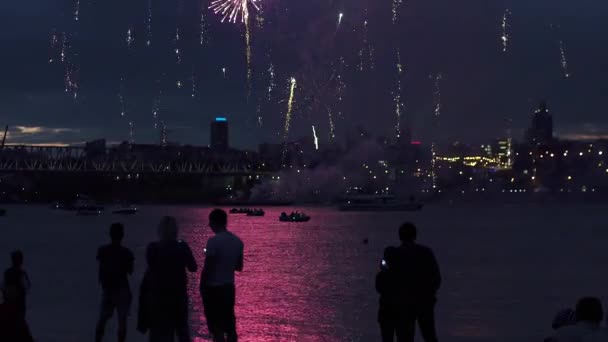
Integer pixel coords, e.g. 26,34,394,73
229,232,243,245
121,246,134,257
97,244,112,255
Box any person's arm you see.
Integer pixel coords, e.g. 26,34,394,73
200,240,216,287
235,243,244,272
184,243,198,273
127,250,134,275
428,249,441,292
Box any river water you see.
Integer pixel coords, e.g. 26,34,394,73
1,204,607,341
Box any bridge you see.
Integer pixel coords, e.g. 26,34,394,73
0,144,274,176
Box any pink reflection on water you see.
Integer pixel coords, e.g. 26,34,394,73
182,208,343,341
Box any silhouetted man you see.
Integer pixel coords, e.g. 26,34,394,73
376,246,400,342
96,223,134,342
2,250,31,319
0,286,34,342
395,222,441,342
549,297,603,342
143,216,197,342
200,209,244,342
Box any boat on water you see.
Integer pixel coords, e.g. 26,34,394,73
112,207,138,215
247,209,265,217
279,212,310,222
338,194,424,212
230,208,250,214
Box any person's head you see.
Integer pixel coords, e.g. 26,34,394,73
158,216,178,241
383,246,398,268
552,308,576,330
575,297,603,324
10,250,23,268
109,223,125,243
209,209,228,233
399,222,417,243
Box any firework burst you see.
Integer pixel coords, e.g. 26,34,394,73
209,0,261,24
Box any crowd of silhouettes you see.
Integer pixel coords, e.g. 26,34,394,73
3,216,608,342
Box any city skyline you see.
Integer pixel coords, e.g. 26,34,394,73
0,0,607,147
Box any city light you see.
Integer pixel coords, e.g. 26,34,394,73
215,117,227,122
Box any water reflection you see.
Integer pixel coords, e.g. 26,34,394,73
183,208,349,341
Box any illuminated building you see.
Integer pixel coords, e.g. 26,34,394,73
526,101,553,146
210,117,229,152
496,139,513,169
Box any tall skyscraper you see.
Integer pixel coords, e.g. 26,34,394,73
526,101,554,145
210,117,229,151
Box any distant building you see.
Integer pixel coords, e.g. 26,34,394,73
526,101,554,145
210,117,229,151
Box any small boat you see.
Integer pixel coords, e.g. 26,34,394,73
230,208,251,214
247,209,265,217
77,207,102,216
279,212,311,222
112,207,138,215
0,208,6,217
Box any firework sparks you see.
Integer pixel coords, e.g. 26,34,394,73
60,34,68,63
145,0,152,46
559,40,570,79
209,0,260,24
433,73,442,118
430,73,442,189
312,126,319,150
267,61,276,101
174,29,182,64
222,67,227,79
191,71,196,98
501,9,511,52
128,121,135,144
393,49,405,136
282,77,297,140
126,28,134,47
73,0,80,22
358,13,375,71
392,0,402,24
118,78,127,117
338,13,343,26
245,18,253,99
200,9,209,45
327,107,336,140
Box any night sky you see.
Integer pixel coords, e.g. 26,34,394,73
0,0,607,148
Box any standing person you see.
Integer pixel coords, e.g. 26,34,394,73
95,223,135,342
2,250,31,319
141,216,197,342
394,222,441,342
0,286,34,342
200,209,244,342
376,246,400,342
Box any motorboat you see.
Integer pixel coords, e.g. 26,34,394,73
230,208,250,214
112,206,138,215
246,209,265,217
338,194,423,212
279,212,310,222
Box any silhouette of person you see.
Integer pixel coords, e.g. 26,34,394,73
95,223,135,342
394,223,441,342
549,297,603,342
2,250,31,319
140,216,197,342
200,209,244,342
376,246,400,342
0,286,34,342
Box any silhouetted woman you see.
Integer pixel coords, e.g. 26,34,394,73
138,217,197,342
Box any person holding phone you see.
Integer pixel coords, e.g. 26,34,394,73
200,209,244,342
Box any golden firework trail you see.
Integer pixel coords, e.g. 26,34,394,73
282,77,297,140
